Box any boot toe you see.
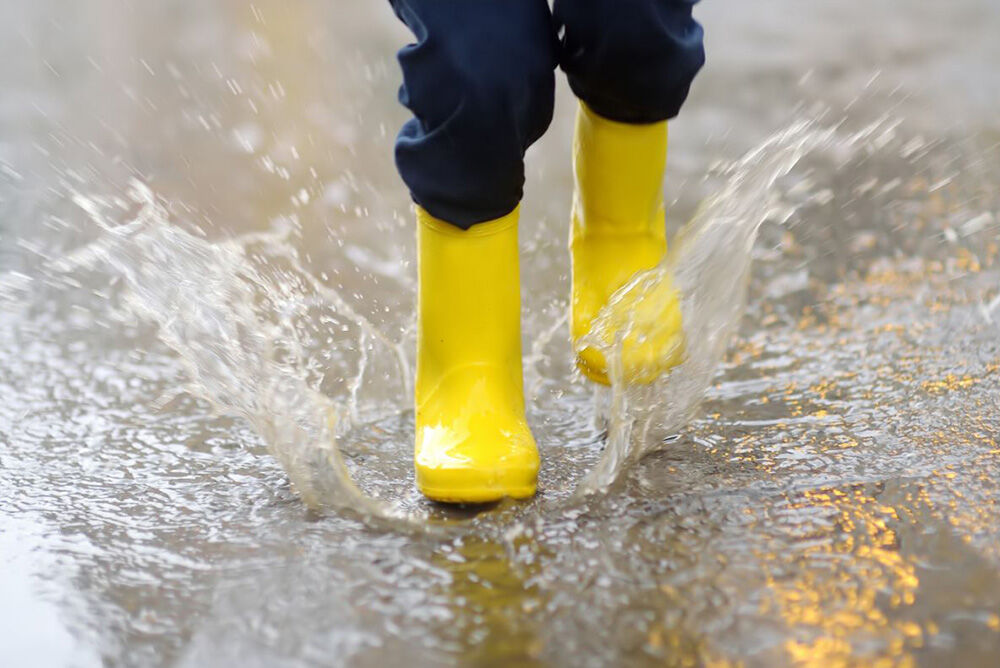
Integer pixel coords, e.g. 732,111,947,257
415,422,539,503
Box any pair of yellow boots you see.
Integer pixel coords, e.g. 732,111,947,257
415,103,683,503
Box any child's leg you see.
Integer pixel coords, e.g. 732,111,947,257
554,0,705,126
554,0,705,384
389,0,557,502
391,0,557,228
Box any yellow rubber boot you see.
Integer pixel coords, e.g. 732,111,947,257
415,206,539,503
570,102,685,385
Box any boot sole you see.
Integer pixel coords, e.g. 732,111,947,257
419,483,537,504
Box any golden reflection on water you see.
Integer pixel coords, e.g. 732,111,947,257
704,202,1000,663
760,486,920,666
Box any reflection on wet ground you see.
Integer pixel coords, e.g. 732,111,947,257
2,0,1000,665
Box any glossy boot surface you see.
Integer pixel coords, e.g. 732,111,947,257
415,207,539,503
570,102,685,385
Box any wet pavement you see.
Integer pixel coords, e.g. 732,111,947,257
2,0,1000,665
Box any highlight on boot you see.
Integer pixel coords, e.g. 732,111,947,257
413,206,540,503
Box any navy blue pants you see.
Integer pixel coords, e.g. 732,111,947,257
390,0,705,229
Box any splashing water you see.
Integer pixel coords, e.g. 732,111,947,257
0,114,921,518
579,117,904,494
3,106,1000,661
5,182,414,519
